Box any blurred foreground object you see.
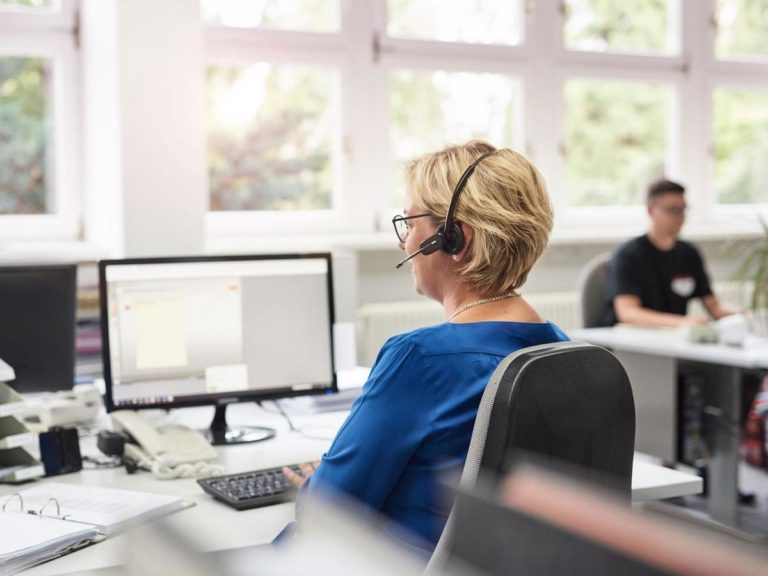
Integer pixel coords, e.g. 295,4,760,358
438,463,768,576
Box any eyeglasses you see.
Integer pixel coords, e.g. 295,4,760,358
658,204,687,216
392,212,433,242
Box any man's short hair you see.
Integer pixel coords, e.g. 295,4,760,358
647,179,685,202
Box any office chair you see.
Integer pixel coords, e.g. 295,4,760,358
427,341,635,573
578,252,612,328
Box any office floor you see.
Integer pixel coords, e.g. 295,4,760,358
648,460,768,549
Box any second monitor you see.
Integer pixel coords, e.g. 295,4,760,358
99,253,336,444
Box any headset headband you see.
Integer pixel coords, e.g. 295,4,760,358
442,150,496,247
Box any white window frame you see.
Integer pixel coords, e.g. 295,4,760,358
0,0,80,242
206,0,768,247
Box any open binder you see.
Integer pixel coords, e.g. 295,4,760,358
0,483,194,575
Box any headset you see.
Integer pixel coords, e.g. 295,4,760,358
396,151,495,269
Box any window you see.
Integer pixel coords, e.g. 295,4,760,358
389,70,519,208
0,0,55,12
713,87,768,204
206,63,339,211
201,0,766,244
0,0,79,240
379,1,524,215
201,0,340,33
386,0,523,46
203,0,345,235
0,56,50,214
563,0,677,55
563,79,671,206
715,0,768,60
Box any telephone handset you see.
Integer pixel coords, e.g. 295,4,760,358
0,357,15,382
111,410,219,469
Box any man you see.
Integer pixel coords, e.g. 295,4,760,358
603,179,734,327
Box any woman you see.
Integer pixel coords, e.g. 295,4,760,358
284,140,568,553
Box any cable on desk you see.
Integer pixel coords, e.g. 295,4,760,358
81,454,123,470
258,400,336,441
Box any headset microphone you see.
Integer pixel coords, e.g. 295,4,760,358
395,238,440,269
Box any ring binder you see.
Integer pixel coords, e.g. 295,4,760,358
1,493,64,519
38,497,62,519
1,483,192,573
2,492,22,512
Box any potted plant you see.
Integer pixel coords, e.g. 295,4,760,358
731,216,768,336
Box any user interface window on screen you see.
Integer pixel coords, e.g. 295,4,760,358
105,258,333,406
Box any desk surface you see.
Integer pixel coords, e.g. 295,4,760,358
571,327,768,369
3,402,702,576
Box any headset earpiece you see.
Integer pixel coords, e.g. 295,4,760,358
441,222,464,255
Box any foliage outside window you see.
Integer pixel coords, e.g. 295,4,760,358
563,0,673,54
389,70,518,208
715,0,768,60
713,88,768,204
0,56,50,215
564,79,670,206
206,63,337,212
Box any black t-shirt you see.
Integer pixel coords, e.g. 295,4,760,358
601,235,713,326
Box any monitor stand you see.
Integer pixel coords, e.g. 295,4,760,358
206,404,275,445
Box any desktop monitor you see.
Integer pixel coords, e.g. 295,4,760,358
99,253,336,445
0,264,77,393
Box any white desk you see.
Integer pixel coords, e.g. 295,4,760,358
571,326,768,527
2,402,702,576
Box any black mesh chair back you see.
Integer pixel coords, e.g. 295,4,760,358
428,341,635,572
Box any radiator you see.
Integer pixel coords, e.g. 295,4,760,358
356,291,579,366
355,282,750,366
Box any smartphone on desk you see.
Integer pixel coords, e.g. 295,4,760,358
111,410,218,466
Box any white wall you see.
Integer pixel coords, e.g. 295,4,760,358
81,0,206,258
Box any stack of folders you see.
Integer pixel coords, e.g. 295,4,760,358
0,483,194,575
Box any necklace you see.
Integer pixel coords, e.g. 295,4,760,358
448,292,519,322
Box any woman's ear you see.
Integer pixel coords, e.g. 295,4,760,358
452,222,474,262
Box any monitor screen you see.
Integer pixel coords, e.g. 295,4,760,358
99,254,336,420
0,264,77,393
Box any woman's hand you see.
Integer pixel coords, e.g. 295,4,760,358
282,460,320,488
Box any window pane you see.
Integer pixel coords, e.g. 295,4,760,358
0,0,54,11
713,88,768,204
564,79,670,206
390,70,518,206
0,56,50,215
564,0,673,54
387,0,522,45
201,0,340,33
715,0,768,60
206,63,337,211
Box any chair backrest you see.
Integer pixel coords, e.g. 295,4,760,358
579,252,612,328
428,341,635,572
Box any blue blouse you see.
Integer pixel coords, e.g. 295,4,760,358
301,320,569,552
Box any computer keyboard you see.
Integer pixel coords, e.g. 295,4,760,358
197,464,302,510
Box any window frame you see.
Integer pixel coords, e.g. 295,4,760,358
0,0,80,241
203,0,767,247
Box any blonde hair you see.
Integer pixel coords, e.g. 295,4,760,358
405,140,553,295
